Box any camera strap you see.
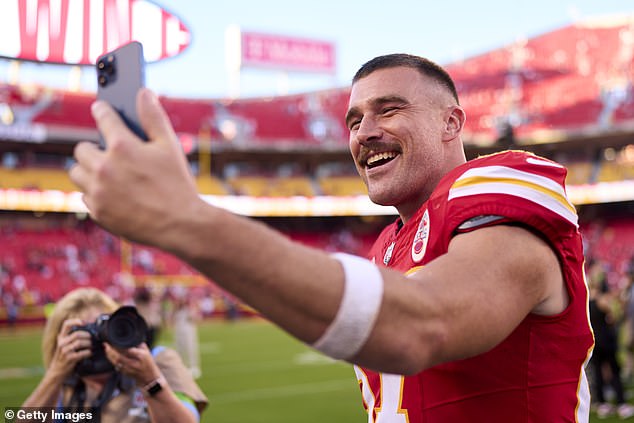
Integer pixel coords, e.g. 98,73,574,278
67,371,121,419
94,372,121,409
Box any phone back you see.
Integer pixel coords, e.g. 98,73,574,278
96,41,147,145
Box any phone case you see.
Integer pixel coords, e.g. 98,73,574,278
96,41,148,146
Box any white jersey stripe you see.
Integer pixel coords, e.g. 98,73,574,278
454,166,572,205
576,368,591,423
449,165,578,226
449,182,578,227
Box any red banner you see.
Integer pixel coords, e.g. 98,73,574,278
241,31,336,74
0,0,190,65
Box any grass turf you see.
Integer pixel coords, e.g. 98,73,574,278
0,319,625,422
0,319,365,423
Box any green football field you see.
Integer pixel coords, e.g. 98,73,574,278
0,319,365,423
0,319,624,422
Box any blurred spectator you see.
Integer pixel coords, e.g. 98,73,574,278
134,287,163,348
588,261,634,419
172,294,201,379
3,293,20,330
621,269,634,381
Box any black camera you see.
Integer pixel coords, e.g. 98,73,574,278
71,306,148,376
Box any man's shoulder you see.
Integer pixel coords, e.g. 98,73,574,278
443,149,568,190
437,149,578,229
467,150,563,170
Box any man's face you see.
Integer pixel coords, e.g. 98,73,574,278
346,67,451,216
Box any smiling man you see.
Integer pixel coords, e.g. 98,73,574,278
70,53,594,422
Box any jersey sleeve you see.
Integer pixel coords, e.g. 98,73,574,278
441,152,579,247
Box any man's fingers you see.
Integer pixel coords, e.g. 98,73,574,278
137,88,177,145
68,162,88,193
69,141,101,191
91,100,140,148
73,140,101,167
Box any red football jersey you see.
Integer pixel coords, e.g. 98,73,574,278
355,150,594,422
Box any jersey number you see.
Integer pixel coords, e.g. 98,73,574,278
357,370,409,423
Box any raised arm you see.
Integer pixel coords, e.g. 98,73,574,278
69,89,566,374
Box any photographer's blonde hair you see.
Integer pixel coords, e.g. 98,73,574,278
42,288,119,368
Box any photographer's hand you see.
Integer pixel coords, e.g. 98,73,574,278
49,318,93,376
104,342,161,386
22,318,92,408
104,343,197,423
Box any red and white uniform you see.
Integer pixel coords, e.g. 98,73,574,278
355,150,594,422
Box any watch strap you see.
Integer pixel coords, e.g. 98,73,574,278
142,376,165,397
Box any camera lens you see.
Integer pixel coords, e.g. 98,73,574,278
103,306,148,348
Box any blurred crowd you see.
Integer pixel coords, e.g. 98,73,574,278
0,214,376,327
2,213,634,409
584,218,634,418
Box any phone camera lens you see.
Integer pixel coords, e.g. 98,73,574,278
104,55,116,75
97,54,116,87
98,75,109,87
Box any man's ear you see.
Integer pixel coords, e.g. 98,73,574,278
442,105,466,141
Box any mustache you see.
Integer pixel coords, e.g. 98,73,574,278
356,142,402,163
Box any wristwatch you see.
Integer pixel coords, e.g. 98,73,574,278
143,376,165,397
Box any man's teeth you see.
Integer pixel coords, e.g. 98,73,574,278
367,152,397,166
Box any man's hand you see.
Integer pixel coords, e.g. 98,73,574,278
69,88,201,250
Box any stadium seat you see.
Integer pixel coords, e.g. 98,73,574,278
195,176,229,195
0,168,76,192
565,161,594,185
227,175,315,197
318,175,367,196
597,160,627,182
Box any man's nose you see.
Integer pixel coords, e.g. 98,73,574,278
355,116,383,144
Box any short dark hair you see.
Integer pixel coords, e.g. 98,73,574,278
352,53,459,104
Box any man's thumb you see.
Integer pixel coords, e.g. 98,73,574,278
137,88,178,145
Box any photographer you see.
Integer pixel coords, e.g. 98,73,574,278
22,288,207,423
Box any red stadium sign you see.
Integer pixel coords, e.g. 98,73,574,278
240,31,336,74
0,0,190,65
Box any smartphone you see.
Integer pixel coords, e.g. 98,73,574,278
96,41,148,147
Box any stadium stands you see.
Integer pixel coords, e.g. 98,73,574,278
564,160,595,186
0,167,76,192
0,17,630,150
226,175,316,197
318,175,367,196
195,176,229,195
1,17,634,326
0,210,630,316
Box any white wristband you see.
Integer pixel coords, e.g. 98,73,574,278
312,253,384,360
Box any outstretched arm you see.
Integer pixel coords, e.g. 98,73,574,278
70,89,565,374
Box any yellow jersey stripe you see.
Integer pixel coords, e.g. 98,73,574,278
449,165,578,227
452,175,576,214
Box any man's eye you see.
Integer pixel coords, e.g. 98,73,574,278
349,120,360,130
381,107,397,115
